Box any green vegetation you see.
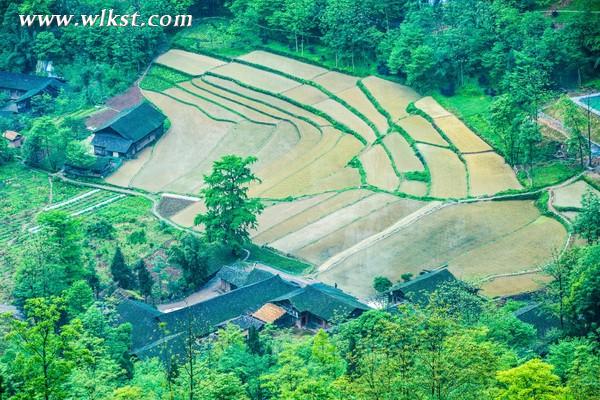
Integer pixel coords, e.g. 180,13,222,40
140,65,192,91
518,162,581,189
247,244,313,275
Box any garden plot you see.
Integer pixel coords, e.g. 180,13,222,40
359,144,400,191
434,115,492,153
480,273,553,298
258,133,363,198
253,189,371,245
283,84,329,105
399,180,428,197
337,86,389,135
270,192,399,253
415,96,451,119
382,133,424,172
169,201,206,228
252,121,302,173
464,153,521,196
209,61,300,93
238,50,328,80
417,144,467,198
312,98,377,143
398,115,448,146
296,198,426,264
553,180,599,209
200,75,330,126
317,200,562,298
361,76,420,121
301,167,362,195
165,87,244,122
130,92,233,192
312,71,358,93
155,49,226,76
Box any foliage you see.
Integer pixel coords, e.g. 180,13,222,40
134,260,154,300
65,141,95,169
573,192,600,244
195,155,264,254
110,247,135,290
492,359,566,400
372,276,392,293
168,233,210,290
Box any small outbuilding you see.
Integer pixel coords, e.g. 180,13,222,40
0,71,63,113
389,267,457,305
3,130,23,148
64,156,117,178
92,102,166,158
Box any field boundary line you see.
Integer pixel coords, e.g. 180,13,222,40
43,189,99,211
316,201,445,274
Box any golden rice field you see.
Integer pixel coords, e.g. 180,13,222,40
104,49,568,298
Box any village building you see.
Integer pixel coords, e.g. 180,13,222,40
389,267,458,304
2,130,23,148
216,265,274,292
116,267,370,360
513,302,560,338
0,71,63,113
91,102,166,158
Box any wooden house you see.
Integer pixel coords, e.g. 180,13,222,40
0,71,62,113
92,102,166,158
3,130,23,148
389,267,457,305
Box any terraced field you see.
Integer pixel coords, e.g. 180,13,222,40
104,49,567,298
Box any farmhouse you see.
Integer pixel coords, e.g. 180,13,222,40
389,267,457,304
0,71,63,113
92,102,166,158
2,130,23,148
513,302,560,337
117,267,369,359
216,265,274,292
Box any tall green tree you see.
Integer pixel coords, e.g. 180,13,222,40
573,192,600,244
492,359,566,400
194,155,264,254
169,234,210,289
110,247,135,290
134,260,154,300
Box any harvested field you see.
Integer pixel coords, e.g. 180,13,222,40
259,133,363,198
155,49,226,75
210,61,300,93
253,190,371,245
417,144,467,198
238,50,327,80
434,115,492,153
415,96,451,118
399,180,428,197
450,216,566,279
361,76,420,121
553,180,599,209
317,200,564,298
283,84,329,105
301,167,362,194
296,198,426,264
253,193,337,235
337,86,389,135
106,147,152,187
179,81,278,124
481,273,553,297
252,121,302,172
165,86,243,122
465,153,521,196
201,75,330,126
157,196,197,218
164,120,277,194
398,115,448,146
313,98,377,143
359,144,400,191
382,133,424,172
313,71,358,93
271,193,399,253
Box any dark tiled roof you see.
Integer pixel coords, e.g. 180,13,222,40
513,303,559,337
216,265,274,287
116,299,163,352
273,283,370,322
391,268,456,303
91,132,132,154
158,275,298,337
216,315,265,331
0,71,60,93
94,102,165,142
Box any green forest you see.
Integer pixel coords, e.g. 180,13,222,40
0,0,600,399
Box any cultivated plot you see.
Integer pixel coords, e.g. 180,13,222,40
317,200,566,298
359,144,400,191
434,115,492,153
553,180,599,209
361,76,420,121
417,144,467,198
238,50,328,80
210,62,300,93
397,115,448,146
155,49,226,75
464,153,522,196
382,133,424,173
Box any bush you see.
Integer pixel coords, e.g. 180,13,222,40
373,276,393,293
127,229,147,245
